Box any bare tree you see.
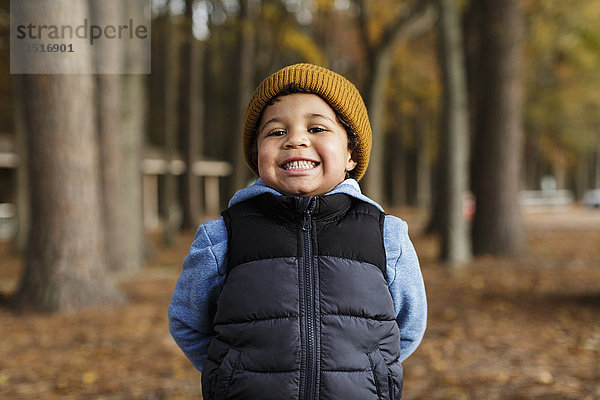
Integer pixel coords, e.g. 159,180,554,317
437,0,471,265
163,10,181,246
230,0,257,194
12,74,28,253
470,0,525,255
12,1,123,312
357,0,437,204
414,101,432,209
179,0,205,229
92,1,143,272
119,0,147,269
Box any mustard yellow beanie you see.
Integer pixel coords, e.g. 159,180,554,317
243,63,372,182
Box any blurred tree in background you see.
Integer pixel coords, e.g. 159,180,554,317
355,0,437,204
469,0,526,256
524,0,600,194
92,1,145,273
436,0,471,265
1,0,600,311
11,1,124,311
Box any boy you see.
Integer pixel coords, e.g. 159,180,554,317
169,63,427,400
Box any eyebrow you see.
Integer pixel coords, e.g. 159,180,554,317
259,117,282,133
307,113,337,124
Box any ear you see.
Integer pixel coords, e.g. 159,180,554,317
345,151,358,172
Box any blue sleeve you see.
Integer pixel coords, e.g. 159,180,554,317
168,217,228,371
383,215,427,362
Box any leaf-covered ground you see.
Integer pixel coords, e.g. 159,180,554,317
1,207,599,399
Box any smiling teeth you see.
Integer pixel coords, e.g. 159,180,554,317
282,160,317,170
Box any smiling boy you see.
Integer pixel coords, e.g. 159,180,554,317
257,93,357,197
169,63,427,400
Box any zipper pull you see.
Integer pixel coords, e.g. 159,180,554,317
302,198,315,231
302,209,312,231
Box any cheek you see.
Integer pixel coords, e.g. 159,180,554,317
323,140,353,167
256,142,276,173
256,153,267,175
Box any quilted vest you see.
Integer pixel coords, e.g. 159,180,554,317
201,193,403,400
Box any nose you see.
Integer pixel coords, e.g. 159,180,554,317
283,128,310,149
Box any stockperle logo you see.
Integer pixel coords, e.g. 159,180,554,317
10,0,151,74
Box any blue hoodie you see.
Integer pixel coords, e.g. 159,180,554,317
168,178,427,371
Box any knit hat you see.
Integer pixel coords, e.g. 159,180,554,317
243,63,372,182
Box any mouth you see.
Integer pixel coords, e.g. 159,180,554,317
280,159,320,171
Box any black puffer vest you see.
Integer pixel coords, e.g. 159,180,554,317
201,193,403,400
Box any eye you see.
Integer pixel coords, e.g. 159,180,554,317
266,129,286,137
308,126,326,134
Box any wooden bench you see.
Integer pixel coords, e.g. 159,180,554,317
140,158,232,229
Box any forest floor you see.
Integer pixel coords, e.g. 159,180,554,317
0,206,599,400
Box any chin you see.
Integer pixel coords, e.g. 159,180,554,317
279,187,313,197
273,180,317,197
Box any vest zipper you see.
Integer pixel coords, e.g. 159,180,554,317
301,197,317,399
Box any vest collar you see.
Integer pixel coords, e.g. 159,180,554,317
253,193,353,223
229,178,384,213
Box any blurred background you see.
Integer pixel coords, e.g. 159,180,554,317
0,0,599,399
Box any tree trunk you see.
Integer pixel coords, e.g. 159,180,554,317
12,1,123,312
524,131,541,189
358,0,437,205
437,0,472,265
178,0,204,229
164,14,181,246
471,0,525,255
91,1,141,273
414,103,432,209
120,0,147,270
363,48,393,204
230,0,256,195
12,75,28,253
388,117,407,207
426,150,447,234
595,138,600,188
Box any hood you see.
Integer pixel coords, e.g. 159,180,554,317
228,178,384,212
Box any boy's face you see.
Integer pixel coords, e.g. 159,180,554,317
256,93,357,197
